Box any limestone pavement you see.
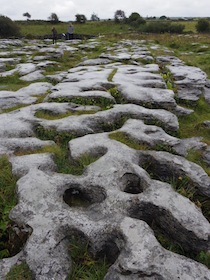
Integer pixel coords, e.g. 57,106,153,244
0,37,210,279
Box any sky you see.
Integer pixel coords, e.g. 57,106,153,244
1,0,209,21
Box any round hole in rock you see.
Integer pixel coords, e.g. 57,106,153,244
0,222,32,259
121,173,144,194
63,185,106,208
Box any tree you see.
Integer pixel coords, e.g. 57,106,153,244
127,12,146,27
48,13,59,23
0,15,20,38
91,13,100,21
75,14,87,23
23,12,31,20
196,18,210,33
114,10,126,22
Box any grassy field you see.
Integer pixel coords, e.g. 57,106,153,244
16,19,198,37
16,20,131,37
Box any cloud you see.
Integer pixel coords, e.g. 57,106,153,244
1,0,210,21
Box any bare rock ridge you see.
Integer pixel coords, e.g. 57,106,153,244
0,37,210,279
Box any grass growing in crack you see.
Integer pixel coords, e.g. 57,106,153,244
155,230,210,268
48,96,114,110
34,126,100,175
0,74,31,91
154,143,176,154
68,237,110,280
178,96,210,175
44,51,85,74
109,131,150,150
178,96,210,141
108,87,126,104
186,149,210,176
161,68,177,92
35,109,97,120
109,132,176,153
33,91,50,104
0,156,18,259
6,262,33,280
107,69,118,82
145,165,210,223
2,104,29,113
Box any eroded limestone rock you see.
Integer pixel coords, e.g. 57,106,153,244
0,38,210,280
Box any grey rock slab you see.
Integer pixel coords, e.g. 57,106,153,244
116,72,167,89
203,146,210,167
0,138,55,156
156,55,184,66
33,55,49,61
0,252,24,279
172,104,194,116
34,102,100,115
9,169,72,280
139,150,210,197
0,63,6,71
167,64,207,101
16,63,37,76
78,58,112,66
131,181,210,252
0,57,20,65
46,72,68,83
173,137,207,157
204,80,210,104
69,133,210,248
0,111,35,138
105,217,210,280
168,65,207,84
0,39,23,46
132,54,154,63
100,52,132,61
10,153,56,177
49,89,115,103
0,82,52,110
20,70,45,81
116,118,206,156
118,118,179,147
65,66,112,83
118,83,176,110
1,39,210,279
17,82,53,96
112,64,176,110
0,68,17,77
0,90,36,110
36,60,58,69
41,104,179,135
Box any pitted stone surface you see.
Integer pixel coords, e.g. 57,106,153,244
157,55,208,102
0,38,210,280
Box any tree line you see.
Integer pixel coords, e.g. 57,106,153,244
0,11,210,38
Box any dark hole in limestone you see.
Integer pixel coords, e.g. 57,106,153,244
97,238,121,264
121,173,144,194
0,222,32,258
128,201,209,259
63,185,106,208
63,188,91,208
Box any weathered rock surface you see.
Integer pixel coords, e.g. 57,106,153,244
0,38,210,280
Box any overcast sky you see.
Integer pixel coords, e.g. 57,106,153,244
1,0,209,21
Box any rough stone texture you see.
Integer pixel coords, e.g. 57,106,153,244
157,55,208,103
0,38,210,280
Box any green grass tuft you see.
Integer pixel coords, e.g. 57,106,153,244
68,237,110,280
6,262,33,280
0,156,18,259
